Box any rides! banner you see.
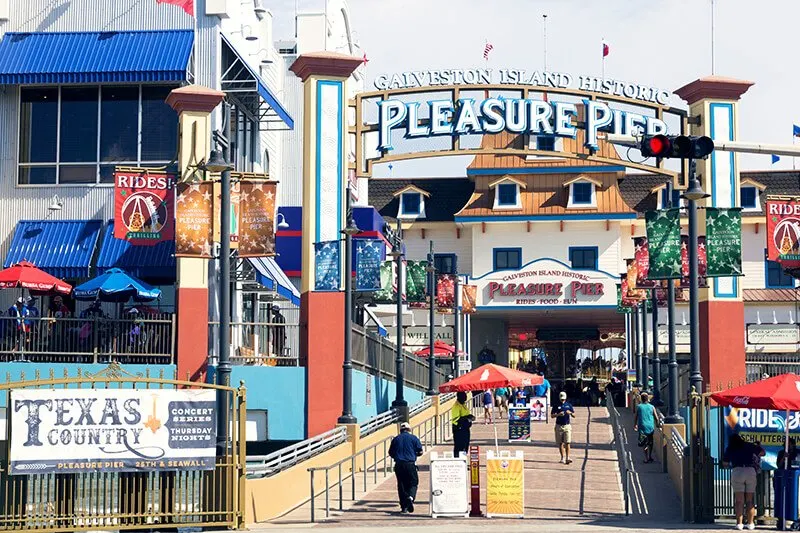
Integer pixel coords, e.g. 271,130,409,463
724,406,800,470
766,199,800,269
114,169,175,246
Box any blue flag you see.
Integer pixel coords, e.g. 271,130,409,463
314,240,340,291
793,124,800,137
355,239,383,291
772,154,781,164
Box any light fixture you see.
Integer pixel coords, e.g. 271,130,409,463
48,194,63,211
276,213,289,229
201,149,233,173
682,181,710,201
251,48,273,64
341,215,360,236
240,25,258,41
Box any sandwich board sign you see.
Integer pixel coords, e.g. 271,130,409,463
429,451,469,518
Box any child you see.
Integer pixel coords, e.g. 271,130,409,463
482,389,494,424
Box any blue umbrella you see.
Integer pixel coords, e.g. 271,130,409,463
73,268,161,303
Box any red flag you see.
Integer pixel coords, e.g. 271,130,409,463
157,0,194,16
483,42,494,60
602,40,609,58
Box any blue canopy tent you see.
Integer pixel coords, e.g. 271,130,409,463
73,268,161,303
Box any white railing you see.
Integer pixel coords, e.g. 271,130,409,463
359,409,400,438
670,426,688,458
606,393,632,516
408,397,433,417
247,426,348,478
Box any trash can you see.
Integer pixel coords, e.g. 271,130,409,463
773,468,800,529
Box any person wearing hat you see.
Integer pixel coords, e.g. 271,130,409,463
388,422,423,514
7,297,30,348
551,390,575,464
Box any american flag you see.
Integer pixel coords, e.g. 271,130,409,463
483,42,494,60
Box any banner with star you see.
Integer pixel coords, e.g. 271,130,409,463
114,168,175,246
405,261,428,304
633,237,657,289
616,284,633,314
314,240,340,291
706,207,743,277
175,181,214,258
213,181,241,248
436,274,456,311
372,261,397,303
355,239,383,291
237,180,277,258
625,259,647,301
679,235,709,288
461,284,477,314
645,209,682,280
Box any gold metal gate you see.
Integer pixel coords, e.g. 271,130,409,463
0,363,246,531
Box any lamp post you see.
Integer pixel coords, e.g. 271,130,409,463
665,181,683,423
641,298,649,392
388,219,407,418
684,160,709,397
651,288,663,406
634,304,642,388
453,274,460,377
338,187,359,425
426,241,437,395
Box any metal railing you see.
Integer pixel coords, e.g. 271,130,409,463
606,392,632,516
247,426,348,478
0,314,174,364
746,353,800,383
208,319,299,366
351,325,447,392
359,409,400,438
307,413,440,522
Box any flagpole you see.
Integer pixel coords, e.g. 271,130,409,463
543,14,548,72
602,39,605,79
711,0,716,75
793,135,796,170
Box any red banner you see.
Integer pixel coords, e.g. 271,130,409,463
633,237,657,289
238,180,277,258
461,285,477,314
436,274,456,310
766,199,800,268
175,182,214,258
114,169,175,246
680,235,708,288
625,259,647,301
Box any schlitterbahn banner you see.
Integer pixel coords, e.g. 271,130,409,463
645,209,682,279
114,169,175,246
706,207,743,277
766,199,800,268
9,389,216,474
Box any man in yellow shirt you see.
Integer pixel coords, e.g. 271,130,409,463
451,392,474,457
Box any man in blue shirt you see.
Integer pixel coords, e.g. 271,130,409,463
551,391,575,464
389,422,423,513
532,373,551,400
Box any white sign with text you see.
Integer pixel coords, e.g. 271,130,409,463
429,452,469,518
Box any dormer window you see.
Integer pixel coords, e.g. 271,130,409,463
526,134,563,161
489,176,525,210
740,179,765,212
565,176,600,209
393,185,430,219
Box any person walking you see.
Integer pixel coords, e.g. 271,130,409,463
723,433,765,530
451,391,474,458
551,391,575,464
495,387,509,419
633,392,660,464
482,389,494,424
388,422,423,514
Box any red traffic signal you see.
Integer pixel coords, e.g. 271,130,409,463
640,135,714,159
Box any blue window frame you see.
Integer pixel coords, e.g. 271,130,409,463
493,248,521,271
434,253,457,275
497,183,518,206
765,249,794,288
661,188,682,209
569,247,598,270
401,192,421,215
740,187,758,209
572,182,593,204
537,136,556,151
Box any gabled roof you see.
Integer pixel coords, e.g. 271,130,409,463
740,178,767,191
563,175,604,188
369,179,475,222
488,176,527,189
392,184,431,197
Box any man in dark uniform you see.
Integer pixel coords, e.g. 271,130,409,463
388,422,423,514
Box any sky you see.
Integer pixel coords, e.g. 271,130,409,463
272,0,800,177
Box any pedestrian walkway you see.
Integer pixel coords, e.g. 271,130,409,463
258,403,691,529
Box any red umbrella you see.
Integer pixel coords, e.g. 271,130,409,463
710,373,800,411
414,340,464,357
438,363,543,393
0,261,72,294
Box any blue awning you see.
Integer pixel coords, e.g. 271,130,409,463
364,306,387,337
220,33,294,130
0,30,193,84
4,220,103,279
249,258,300,306
97,222,175,280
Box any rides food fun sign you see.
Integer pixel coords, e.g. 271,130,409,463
473,259,616,309
9,389,217,474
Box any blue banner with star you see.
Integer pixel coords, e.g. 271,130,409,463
314,240,340,291
355,239,382,292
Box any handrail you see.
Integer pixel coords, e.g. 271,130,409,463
408,397,432,417
670,426,688,458
606,393,631,516
359,408,400,438
247,426,348,478
307,410,441,522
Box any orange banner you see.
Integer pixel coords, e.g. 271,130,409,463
461,285,477,314
175,182,214,258
237,180,277,258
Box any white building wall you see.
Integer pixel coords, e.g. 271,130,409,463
741,224,767,289
402,226,474,276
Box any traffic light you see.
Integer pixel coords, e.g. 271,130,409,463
640,135,714,159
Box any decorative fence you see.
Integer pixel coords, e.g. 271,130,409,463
746,353,800,383
0,314,174,365
208,306,300,366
